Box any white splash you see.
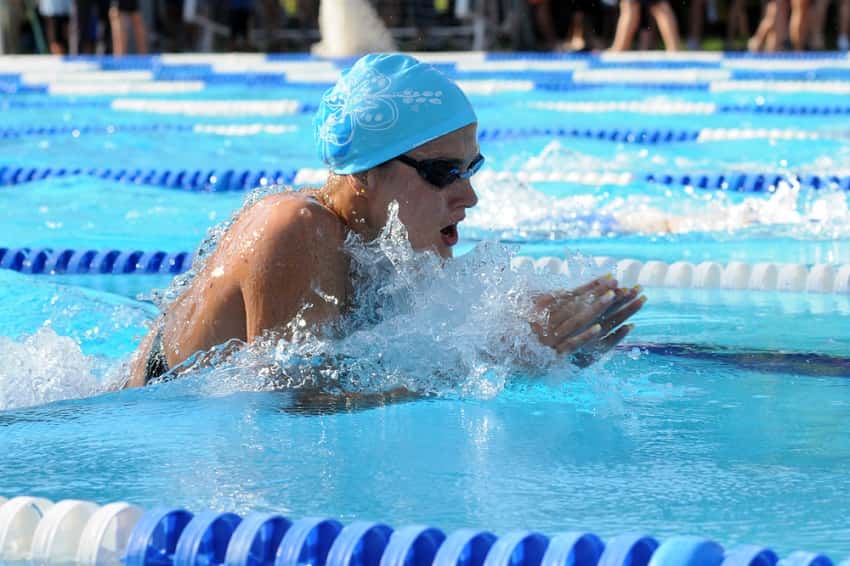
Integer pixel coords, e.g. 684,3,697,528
0,326,111,411
163,204,602,400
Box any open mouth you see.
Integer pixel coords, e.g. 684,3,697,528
440,223,459,246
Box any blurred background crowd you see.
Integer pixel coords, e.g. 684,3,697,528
0,0,848,56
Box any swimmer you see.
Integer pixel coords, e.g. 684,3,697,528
126,53,646,389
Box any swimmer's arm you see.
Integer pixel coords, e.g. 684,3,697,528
240,202,341,341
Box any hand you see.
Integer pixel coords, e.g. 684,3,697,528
530,276,646,366
571,285,646,367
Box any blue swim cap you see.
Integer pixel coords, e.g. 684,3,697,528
314,53,477,175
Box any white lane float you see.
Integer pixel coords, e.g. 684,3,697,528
30,499,100,565
0,496,54,562
76,502,144,566
509,257,850,294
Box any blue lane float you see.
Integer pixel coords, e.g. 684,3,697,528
173,511,242,566
0,165,299,191
717,103,850,116
721,545,779,566
0,123,195,139
0,497,846,566
541,533,605,566
380,526,446,566
326,522,394,566
123,507,194,566
275,517,343,566
649,537,724,566
0,125,700,144
599,535,659,566
432,529,498,566
4,165,850,193
483,531,549,566
224,513,292,566
0,247,192,275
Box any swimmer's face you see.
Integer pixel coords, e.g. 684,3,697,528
366,123,480,258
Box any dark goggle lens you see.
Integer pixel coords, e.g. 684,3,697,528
422,154,485,188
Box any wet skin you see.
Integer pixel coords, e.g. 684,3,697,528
127,123,645,387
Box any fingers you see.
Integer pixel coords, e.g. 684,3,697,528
571,274,618,295
553,289,616,338
571,324,634,367
556,323,602,355
594,323,634,356
599,293,647,334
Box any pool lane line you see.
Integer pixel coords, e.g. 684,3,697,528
0,495,838,566
8,120,850,145
2,166,849,193
532,101,850,116
515,257,850,294
2,248,848,295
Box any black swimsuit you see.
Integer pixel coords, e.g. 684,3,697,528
143,323,170,384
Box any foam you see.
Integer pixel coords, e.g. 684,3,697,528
150,196,612,400
0,326,106,411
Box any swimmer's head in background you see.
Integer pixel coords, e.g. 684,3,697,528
314,53,477,175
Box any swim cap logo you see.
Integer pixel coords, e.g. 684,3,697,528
314,53,475,174
316,68,445,161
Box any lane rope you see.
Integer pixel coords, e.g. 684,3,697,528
1,247,847,294
0,496,839,566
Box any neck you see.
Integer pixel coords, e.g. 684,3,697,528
315,177,375,241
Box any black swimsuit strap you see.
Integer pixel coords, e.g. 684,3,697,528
144,322,170,385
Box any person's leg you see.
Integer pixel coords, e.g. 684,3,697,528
59,13,70,51
162,0,182,50
610,0,640,51
768,0,789,50
726,0,749,47
44,12,70,53
789,0,808,49
76,0,92,52
529,0,559,50
109,2,126,54
839,0,850,49
687,0,705,49
130,9,147,52
651,1,680,50
749,1,771,50
567,9,586,50
807,0,828,49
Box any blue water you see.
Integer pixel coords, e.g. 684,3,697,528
1,55,850,558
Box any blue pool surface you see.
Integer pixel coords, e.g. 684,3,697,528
1,53,850,559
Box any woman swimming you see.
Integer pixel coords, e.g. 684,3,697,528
127,53,645,388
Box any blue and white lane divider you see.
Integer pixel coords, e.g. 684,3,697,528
0,123,300,139
10,74,850,96
12,98,850,117
531,101,850,116
1,247,848,294
7,53,850,77
2,165,850,193
0,496,838,566
8,122,850,143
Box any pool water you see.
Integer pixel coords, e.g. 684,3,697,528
1,53,850,558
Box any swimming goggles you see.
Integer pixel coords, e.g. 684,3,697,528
394,153,485,189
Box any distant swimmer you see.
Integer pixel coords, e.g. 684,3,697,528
127,53,646,388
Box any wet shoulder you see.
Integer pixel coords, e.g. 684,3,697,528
233,190,345,258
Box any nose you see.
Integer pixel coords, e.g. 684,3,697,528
450,178,478,209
